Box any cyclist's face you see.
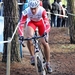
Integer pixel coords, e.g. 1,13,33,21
30,7,38,15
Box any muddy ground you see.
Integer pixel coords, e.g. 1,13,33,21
0,27,75,75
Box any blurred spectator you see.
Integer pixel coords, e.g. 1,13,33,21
42,0,51,22
51,0,60,27
18,0,25,19
40,0,43,6
57,0,63,27
22,0,29,10
43,0,51,12
61,4,67,27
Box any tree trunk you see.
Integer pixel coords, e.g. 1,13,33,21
67,0,75,43
2,0,21,62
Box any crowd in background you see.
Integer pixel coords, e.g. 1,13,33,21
43,0,68,27
0,0,68,27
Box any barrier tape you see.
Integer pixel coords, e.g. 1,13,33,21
47,12,75,18
67,13,75,17
47,12,68,18
0,22,20,44
0,2,24,5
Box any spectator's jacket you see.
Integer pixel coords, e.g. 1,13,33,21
51,2,61,14
43,0,51,11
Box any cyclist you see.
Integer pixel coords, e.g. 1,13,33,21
18,0,52,73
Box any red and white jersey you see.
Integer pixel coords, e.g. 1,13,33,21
18,6,50,36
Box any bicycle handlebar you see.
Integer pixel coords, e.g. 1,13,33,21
19,32,47,47
19,33,47,41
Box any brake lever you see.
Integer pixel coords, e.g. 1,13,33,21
44,36,48,43
20,42,25,47
22,43,25,47
44,33,48,43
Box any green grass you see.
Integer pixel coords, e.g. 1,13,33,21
61,44,75,50
50,44,75,53
50,0,67,6
61,44,75,53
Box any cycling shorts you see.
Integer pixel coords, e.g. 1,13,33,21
27,19,50,36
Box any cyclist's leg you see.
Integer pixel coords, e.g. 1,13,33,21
26,26,34,56
40,33,50,63
25,21,36,65
40,34,52,73
38,20,52,73
37,20,50,63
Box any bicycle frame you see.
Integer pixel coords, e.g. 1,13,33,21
33,31,41,53
19,31,47,75
32,30,47,75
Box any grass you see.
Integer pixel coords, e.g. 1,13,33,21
61,44,75,50
50,44,75,53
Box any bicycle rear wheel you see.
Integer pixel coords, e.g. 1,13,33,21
35,49,46,75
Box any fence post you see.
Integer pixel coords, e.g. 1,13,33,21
6,37,11,75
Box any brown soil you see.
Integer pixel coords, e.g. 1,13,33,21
0,27,75,75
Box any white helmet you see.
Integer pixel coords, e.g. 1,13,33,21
28,0,40,8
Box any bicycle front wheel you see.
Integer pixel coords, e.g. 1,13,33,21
35,50,46,75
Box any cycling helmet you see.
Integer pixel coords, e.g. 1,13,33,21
28,0,40,8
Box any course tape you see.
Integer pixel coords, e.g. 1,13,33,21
0,22,20,44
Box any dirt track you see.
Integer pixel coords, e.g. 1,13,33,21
0,27,75,75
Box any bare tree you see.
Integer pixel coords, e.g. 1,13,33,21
2,0,21,62
67,0,75,43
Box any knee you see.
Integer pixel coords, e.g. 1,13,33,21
41,40,48,46
27,40,33,45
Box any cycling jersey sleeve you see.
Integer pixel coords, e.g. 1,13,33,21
42,10,51,32
18,14,27,36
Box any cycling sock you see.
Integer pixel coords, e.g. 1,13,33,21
46,62,50,65
31,56,34,58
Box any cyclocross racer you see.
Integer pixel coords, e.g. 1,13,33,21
18,0,52,73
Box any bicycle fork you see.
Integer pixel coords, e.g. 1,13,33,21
35,48,46,73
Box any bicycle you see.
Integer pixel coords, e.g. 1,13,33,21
19,30,48,75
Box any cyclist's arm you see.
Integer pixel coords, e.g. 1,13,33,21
18,12,27,36
42,10,51,32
